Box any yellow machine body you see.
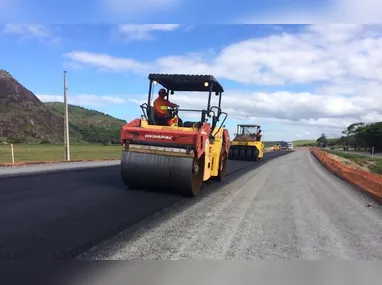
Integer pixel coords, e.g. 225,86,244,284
229,124,264,161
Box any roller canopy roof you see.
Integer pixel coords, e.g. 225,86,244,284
148,73,224,93
238,124,261,128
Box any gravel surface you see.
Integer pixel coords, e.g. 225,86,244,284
0,152,287,260
80,149,382,260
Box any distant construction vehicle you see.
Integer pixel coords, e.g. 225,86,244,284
273,141,289,151
228,124,264,161
119,73,230,197
279,141,288,150
273,143,281,151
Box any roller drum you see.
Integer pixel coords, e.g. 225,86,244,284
120,151,203,196
229,145,259,161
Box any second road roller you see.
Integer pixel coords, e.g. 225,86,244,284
228,124,265,161
120,73,230,197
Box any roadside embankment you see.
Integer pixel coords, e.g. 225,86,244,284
310,148,382,202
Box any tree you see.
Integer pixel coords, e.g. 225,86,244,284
342,122,365,148
316,133,328,147
353,122,382,153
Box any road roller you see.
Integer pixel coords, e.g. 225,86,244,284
228,124,264,161
120,73,230,197
273,143,281,151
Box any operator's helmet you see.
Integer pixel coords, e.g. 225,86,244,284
158,88,167,97
258,129,262,133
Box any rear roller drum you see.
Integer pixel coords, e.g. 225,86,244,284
213,149,227,181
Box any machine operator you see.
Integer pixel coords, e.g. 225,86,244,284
256,129,262,141
153,88,183,127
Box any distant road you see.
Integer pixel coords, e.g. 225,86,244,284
80,149,382,260
0,151,289,260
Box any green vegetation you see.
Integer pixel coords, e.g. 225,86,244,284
44,102,126,144
0,144,122,164
294,122,382,152
263,141,278,148
292,140,316,147
293,138,339,147
325,150,382,174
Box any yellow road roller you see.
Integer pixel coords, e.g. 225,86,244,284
228,124,264,161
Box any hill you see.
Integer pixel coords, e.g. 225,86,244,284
0,69,65,143
45,102,126,144
0,69,126,144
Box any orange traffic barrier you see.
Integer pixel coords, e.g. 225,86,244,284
310,149,382,202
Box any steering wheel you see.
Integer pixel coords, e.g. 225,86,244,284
168,105,179,117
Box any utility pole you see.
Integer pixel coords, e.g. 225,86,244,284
63,71,70,161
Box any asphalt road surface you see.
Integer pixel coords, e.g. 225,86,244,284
80,149,382,260
0,151,289,260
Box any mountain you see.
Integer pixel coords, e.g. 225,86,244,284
0,69,126,144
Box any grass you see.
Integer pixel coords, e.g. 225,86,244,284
263,142,276,148
0,144,122,164
293,139,317,146
325,150,382,174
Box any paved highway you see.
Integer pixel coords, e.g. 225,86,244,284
0,151,289,260
80,149,382,260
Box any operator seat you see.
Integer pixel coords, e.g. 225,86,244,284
146,106,156,125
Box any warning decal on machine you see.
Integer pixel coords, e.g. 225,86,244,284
145,134,173,140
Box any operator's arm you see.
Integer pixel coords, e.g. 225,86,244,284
164,99,177,108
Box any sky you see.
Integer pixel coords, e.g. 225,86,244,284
0,2,382,142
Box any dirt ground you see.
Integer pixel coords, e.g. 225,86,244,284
326,153,371,172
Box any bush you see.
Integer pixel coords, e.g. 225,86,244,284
7,136,27,144
40,139,51,144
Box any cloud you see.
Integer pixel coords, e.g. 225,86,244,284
1,24,62,43
117,24,180,40
127,87,382,139
65,24,382,85
63,24,382,140
63,51,148,72
37,94,125,107
236,0,382,24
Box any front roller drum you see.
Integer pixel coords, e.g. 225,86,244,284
120,151,205,197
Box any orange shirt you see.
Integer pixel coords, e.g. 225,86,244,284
153,96,177,117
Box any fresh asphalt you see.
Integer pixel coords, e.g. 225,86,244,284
0,151,289,260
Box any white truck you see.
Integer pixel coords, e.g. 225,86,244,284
287,142,294,150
